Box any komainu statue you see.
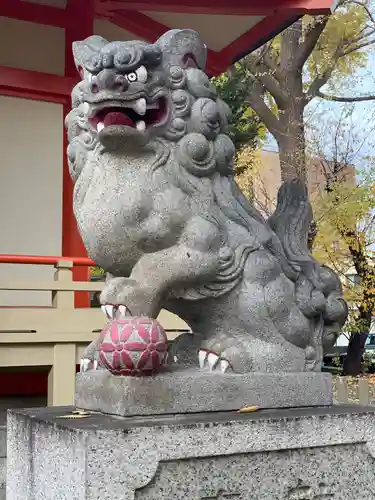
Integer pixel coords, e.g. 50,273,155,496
65,29,348,375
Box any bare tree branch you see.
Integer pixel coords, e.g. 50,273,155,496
361,214,375,234
261,44,284,81
245,82,282,140
351,0,375,25
245,55,289,108
344,25,375,47
340,36,375,56
316,90,375,101
294,16,329,69
305,62,338,102
303,16,375,103
322,243,351,278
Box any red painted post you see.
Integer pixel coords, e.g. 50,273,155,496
0,67,75,103
0,0,67,27
95,0,334,15
63,0,95,308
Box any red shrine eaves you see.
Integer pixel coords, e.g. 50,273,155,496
1,0,338,103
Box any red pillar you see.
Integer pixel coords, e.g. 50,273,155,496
63,0,95,307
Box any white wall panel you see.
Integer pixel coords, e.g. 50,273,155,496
0,17,65,75
94,19,142,42
0,97,63,306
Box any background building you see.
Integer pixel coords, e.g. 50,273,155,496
252,146,356,215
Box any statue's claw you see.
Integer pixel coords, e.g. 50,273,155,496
207,352,219,370
80,358,90,372
198,349,232,373
218,359,230,373
80,358,97,372
80,304,132,376
101,304,115,319
198,349,207,368
101,303,131,320
117,305,129,318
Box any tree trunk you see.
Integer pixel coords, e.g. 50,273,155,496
342,310,372,376
343,334,368,376
277,21,307,182
341,234,375,375
277,107,306,181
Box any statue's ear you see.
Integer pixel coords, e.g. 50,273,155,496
72,35,108,75
155,29,207,70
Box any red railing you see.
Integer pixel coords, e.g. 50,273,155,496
0,254,95,266
0,254,97,308
0,254,98,396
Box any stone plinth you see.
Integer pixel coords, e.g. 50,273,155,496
75,368,333,416
7,405,375,500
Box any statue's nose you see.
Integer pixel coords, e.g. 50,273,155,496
89,69,129,94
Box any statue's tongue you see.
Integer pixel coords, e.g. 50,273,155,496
103,112,134,128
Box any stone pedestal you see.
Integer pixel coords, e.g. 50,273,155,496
7,405,375,500
75,368,333,416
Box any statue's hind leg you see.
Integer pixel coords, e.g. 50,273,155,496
197,322,306,374
180,278,307,374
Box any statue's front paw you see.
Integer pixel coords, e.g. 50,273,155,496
100,277,137,309
80,339,102,372
199,333,305,374
101,278,159,318
198,344,252,374
198,349,232,373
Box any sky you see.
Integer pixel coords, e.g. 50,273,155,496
264,51,375,166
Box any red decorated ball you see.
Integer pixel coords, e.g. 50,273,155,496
98,317,168,376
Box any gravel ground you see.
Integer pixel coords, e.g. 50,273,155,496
333,375,375,405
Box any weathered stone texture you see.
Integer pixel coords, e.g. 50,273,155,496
75,368,333,416
7,406,375,500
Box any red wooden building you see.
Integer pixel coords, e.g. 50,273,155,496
0,0,336,396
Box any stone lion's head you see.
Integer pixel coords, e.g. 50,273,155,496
67,30,230,147
65,29,238,186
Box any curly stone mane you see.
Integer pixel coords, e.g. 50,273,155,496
65,29,334,301
64,29,348,375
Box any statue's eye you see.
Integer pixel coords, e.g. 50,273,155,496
127,72,137,82
135,65,148,83
126,66,147,83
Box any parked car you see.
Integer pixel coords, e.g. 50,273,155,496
363,334,375,372
323,333,375,373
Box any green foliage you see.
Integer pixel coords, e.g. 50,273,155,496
363,350,375,371
306,2,369,92
234,145,263,197
249,2,370,98
90,266,105,276
312,166,375,337
212,64,266,150
312,166,375,269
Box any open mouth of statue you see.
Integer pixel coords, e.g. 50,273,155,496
88,97,167,133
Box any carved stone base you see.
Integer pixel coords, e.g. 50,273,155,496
75,368,333,416
7,406,375,500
